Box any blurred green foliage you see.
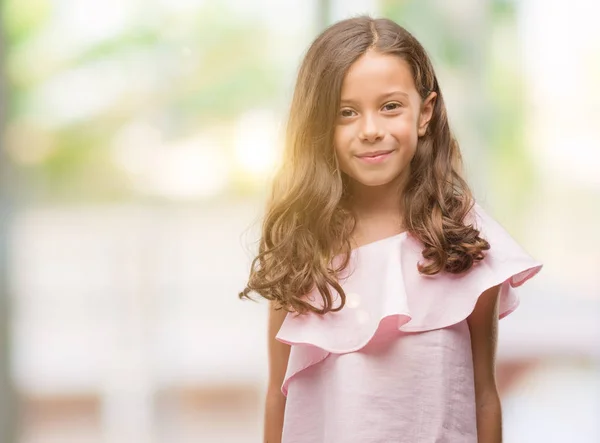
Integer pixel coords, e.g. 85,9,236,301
3,1,281,201
3,0,51,42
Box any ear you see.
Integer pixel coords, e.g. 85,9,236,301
418,92,437,137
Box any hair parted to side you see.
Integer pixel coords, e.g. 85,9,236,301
239,16,490,315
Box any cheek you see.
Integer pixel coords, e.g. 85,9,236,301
389,122,419,157
334,127,351,155
334,126,350,150
389,114,418,140
333,128,352,173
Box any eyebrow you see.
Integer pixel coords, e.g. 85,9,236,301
340,91,410,105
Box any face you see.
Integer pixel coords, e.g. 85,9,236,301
334,51,436,191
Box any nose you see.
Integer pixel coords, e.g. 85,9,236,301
358,113,384,143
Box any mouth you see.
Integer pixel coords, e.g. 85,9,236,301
356,150,395,164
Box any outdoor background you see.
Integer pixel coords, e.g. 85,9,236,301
1,0,599,442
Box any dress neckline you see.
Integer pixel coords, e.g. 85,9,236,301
351,231,409,253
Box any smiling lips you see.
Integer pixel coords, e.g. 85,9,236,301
357,149,393,158
356,150,395,164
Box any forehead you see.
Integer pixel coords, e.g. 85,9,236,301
340,51,417,100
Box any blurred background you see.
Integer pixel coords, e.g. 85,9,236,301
0,0,599,442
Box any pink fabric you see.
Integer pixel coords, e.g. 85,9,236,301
276,203,542,443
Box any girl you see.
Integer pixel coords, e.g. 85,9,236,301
240,16,542,443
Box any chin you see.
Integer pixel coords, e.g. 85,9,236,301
352,174,399,188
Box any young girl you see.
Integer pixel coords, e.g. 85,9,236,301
240,16,542,443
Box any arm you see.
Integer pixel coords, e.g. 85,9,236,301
467,284,502,443
264,301,291,443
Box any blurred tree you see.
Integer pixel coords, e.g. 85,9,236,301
1,2,20,442
318,0,332,30
486,0,536,219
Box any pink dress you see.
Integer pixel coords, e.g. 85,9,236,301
276,204,542,443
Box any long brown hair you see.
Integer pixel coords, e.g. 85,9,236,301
239,16,489,314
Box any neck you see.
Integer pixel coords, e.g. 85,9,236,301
347,171,409,228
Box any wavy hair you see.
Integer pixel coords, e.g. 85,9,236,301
239,16,489,314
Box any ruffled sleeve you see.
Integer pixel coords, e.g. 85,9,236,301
275,203,542,396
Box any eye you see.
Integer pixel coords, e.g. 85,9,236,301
382,102,402,112
340,108,356,118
